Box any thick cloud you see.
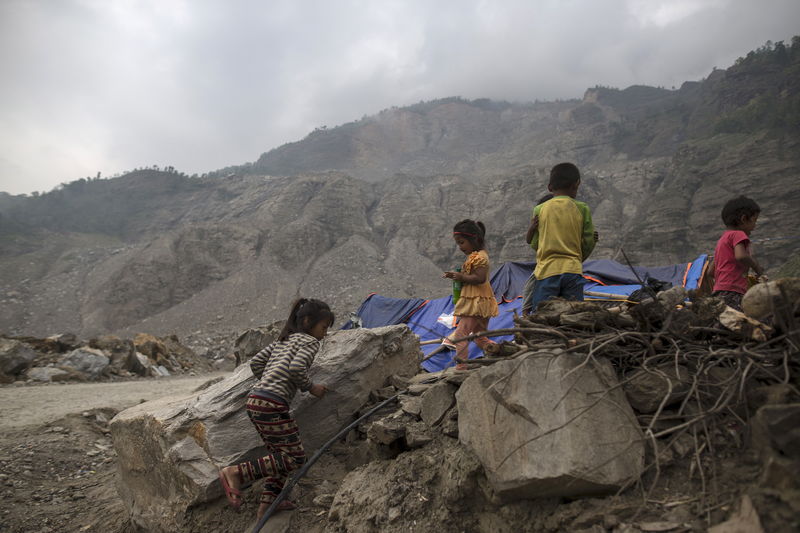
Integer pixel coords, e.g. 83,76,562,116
0,0,798,194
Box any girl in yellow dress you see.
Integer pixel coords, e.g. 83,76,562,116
443,219,499,369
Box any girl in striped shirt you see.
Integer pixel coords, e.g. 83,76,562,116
219,298,333,518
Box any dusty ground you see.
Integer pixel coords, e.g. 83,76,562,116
0,374,224,533
0,373,349,533
0,374,797,533
0,374,226,430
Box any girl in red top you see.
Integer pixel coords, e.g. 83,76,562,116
711,196,766,311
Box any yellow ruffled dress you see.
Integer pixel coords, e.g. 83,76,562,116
454,250,499,318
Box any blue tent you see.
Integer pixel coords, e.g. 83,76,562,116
342,254,709,372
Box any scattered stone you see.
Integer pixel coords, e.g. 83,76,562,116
161,335,208,371
367,412,408,445
420,382,457,427
370,385,398,401
59,348,109,379
742,278,800,321
670,434,695,459
443,371,469,386
404,422,434,448
25,367,70,383
407,383,433,395
234,326,279,360
313,493,335,507
604,514,620,529
718,307,773,342
89,335,134,370
408,373,438,384
399,395,422,417
0,338,38,377
133,334,168,362
441,411,459,438
387,374,410,389
624,365,691,413
656,286,688,309
708,495,764,533
49,333,81,351
130,352,152,376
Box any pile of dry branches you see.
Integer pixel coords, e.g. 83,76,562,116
454,290,799,519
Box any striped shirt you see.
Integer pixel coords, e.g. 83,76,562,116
249,332,320,403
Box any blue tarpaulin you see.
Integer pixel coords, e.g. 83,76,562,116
342,254,709,372
340,294,427,330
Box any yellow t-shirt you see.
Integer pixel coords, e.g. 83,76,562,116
530,196,596,280
454,250,499,318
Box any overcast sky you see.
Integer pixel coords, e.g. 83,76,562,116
0,0,798,195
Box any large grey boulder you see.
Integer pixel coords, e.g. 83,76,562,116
0,338,38,377
456,351,644,500
59,347,110,379
110,325,419,533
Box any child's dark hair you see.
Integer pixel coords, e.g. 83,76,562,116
721,196,760,228
453,219,486,250
549,162,581,190
278,298,335,341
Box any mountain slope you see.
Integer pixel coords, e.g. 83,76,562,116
1,39,799,342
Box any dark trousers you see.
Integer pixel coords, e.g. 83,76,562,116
713,290,744,311
530,272,585,311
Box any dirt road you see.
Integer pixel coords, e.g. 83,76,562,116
0,373,225,430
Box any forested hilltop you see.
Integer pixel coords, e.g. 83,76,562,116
1,38,798,341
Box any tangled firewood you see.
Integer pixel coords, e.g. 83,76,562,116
443,285,800,521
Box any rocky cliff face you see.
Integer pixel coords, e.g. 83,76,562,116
1,41,798,341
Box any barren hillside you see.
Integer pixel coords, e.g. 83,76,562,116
1,40,798,343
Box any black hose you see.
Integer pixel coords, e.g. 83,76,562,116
250,390,407,533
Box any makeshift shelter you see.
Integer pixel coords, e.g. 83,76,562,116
342,254,710,372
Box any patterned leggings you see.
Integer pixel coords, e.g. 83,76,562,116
713,290,744,312
236,394,307,504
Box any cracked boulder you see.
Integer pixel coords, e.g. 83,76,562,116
110,325,420,533
456,351,644,500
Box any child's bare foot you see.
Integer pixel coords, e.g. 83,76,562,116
219,467,243,510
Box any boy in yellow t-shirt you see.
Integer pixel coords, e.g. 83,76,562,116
528,162,596,312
